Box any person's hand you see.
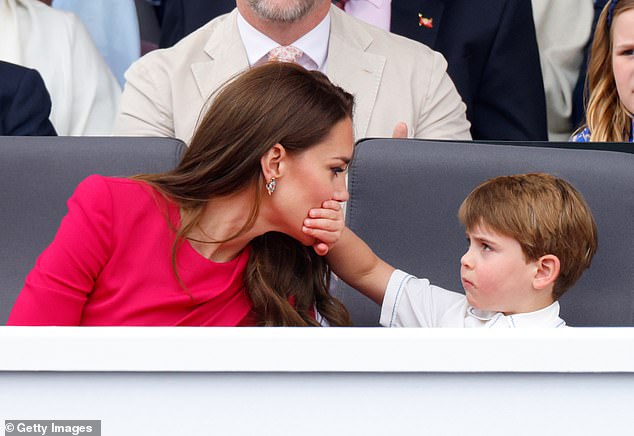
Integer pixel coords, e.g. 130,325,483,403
392,121,408,138
302,200,345,256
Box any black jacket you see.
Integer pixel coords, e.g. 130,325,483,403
391,0,548,140
0,61,56,136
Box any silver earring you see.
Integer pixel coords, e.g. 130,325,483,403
265,177,277,196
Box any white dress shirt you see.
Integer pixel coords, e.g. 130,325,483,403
381,269,567,328
343,0,391,31
237,11,330,72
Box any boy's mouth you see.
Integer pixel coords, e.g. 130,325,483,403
461,277,475,290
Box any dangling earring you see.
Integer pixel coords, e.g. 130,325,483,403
265,177,277,196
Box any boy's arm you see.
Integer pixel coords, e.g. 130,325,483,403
326,227,395,305
302,202,394,305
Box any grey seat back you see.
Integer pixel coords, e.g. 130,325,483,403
335,139,634,326
0,136,185,324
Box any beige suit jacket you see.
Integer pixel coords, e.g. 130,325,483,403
531,0,593,141
114,6,470,143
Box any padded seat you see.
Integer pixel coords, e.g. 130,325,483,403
0,136,184,324
335,139,634,326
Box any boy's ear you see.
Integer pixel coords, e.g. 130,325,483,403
533,254,560,290
260,144,287,180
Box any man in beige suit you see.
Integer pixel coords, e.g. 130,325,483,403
114,0,470,144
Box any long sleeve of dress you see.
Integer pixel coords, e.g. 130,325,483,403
7,175,113,325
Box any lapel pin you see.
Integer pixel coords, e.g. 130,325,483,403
418,13,433,28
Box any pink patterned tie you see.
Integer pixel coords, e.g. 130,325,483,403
267,45,304,63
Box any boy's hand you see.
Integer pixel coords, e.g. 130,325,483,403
302,200,345,256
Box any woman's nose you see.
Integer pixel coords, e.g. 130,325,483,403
333,180,349,202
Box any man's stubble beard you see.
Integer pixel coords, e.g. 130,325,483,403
246,0,320,22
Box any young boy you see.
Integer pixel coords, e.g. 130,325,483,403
324,173,598,328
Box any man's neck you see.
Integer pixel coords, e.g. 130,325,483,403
236,2,331,46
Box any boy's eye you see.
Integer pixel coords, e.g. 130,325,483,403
481,243,492,252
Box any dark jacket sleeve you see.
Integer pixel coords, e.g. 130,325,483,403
469,0,547,140
0,63,57,136
391,0,548,141
158,0,234,48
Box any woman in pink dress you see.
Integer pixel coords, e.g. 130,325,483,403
8,62,354,326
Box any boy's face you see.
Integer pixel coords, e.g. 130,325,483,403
460,224,538,315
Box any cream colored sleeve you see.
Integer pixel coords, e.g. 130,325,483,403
414,50,472,141
67,13,121,136
113,54,177,138
531,0,594,140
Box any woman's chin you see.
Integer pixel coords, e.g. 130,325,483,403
300,235,316,247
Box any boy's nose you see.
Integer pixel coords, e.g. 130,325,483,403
460,249,473,269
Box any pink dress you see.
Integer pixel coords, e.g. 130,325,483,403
7,175,255,326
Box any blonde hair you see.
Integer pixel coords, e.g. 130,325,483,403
579,0,634,141
458,173,598,300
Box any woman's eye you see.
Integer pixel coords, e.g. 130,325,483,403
331,166,347,176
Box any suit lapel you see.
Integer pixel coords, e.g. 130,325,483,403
191,10,249,103
392,0,444,48
327,7,385,139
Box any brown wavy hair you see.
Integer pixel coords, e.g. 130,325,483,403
578,0,634,141
458,173,597,300
135,62,354,326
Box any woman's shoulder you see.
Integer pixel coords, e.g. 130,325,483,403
76,174,142,192
570,127,591,142
72,176,176,230
73,175,161,206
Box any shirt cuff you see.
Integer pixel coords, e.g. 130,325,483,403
379,269,411,327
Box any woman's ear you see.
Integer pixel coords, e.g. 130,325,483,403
260,144,287,180
532,254,561,291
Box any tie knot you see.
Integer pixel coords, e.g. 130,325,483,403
268,45,304,63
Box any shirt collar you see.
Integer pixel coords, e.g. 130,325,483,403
468,301,566,328
349,0,385,7
236,11,330,72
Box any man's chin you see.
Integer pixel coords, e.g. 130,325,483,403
248,0,316,23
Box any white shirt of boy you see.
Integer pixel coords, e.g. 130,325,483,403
381,270,566,328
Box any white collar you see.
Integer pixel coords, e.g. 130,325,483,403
236,11,330,72
468,301,566,328
348,0,386,8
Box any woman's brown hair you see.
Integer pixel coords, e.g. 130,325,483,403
135,62,354,326
579,0,634,141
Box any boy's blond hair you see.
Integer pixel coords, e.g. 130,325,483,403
458,173,597,300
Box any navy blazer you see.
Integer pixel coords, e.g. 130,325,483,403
391,0,548,140
157,0,234,48
0,61,56,136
